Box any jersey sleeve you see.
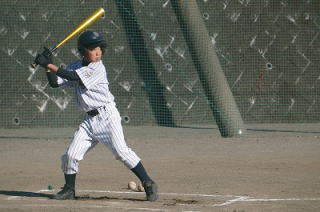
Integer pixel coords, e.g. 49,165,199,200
56,76,74,88
75,61,105,90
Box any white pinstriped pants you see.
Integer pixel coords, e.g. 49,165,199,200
61,103,141,174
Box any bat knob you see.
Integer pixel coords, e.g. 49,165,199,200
30,62,38,69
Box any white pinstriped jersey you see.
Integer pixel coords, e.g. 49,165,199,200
56,60,115,112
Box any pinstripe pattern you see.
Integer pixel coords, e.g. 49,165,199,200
60,60,140,174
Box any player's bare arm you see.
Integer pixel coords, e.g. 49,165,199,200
47,64,59,72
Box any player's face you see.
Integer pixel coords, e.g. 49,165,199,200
84,47,102,63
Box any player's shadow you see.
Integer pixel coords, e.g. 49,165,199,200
0,190,145,201
0,190,53,199
76,195,145,201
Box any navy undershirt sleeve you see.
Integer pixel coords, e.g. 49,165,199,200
56,68,80,81
46,72,59,88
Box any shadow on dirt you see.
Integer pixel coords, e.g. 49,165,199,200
0,190,145,201
76,195,145,201
0,190,53,198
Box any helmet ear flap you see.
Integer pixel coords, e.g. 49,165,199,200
78,47,86,56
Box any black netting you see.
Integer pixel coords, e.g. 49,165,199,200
0,0,319,128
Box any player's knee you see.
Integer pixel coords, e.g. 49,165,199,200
61,153,78,174
61,152,78,163
113,148,129,160
113,148,140,169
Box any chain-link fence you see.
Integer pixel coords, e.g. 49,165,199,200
0,0,319,128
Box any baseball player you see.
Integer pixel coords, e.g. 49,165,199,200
34,30,158,201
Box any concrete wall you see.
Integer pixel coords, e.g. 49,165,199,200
0,0,319,128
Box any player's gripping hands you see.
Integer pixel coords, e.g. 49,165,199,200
34,47,53,68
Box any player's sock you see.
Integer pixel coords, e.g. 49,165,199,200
64,174,76,189
131,162,152,183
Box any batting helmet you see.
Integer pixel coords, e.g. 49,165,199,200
78,30,106,55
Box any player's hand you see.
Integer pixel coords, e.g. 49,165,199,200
41,47,52,58
34,47,53,68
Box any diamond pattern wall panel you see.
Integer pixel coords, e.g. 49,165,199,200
0,0,319,128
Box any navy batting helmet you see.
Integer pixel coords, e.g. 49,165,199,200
78,30,106,55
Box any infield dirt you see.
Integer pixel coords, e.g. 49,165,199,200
0,124,320,212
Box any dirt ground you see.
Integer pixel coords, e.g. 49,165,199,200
0,124,320,212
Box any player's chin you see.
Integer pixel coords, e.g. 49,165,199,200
91,57,102,62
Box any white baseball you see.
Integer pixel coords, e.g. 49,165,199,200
137,183,145,192
128,181,137,190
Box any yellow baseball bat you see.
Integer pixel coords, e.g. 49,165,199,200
31,8,105,68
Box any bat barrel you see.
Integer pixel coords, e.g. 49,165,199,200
30,8,105,69
55,8,105,49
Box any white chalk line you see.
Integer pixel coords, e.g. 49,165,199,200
3,189,320,210
242,197,320,202
70,189,239,197
211,196,251,206
0,203,171,212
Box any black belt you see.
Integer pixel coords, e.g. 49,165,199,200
86,106,106,117
87,109,99,116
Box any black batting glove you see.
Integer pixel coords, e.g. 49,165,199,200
41,47,52,58
35,54,52,68
34,47,53,68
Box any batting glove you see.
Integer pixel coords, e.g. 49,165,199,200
34,47,53,68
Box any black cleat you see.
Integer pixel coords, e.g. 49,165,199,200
52,184,75,200
143,181,158,201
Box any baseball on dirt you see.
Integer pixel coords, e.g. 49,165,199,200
128,181,137,190
137,183,145,192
